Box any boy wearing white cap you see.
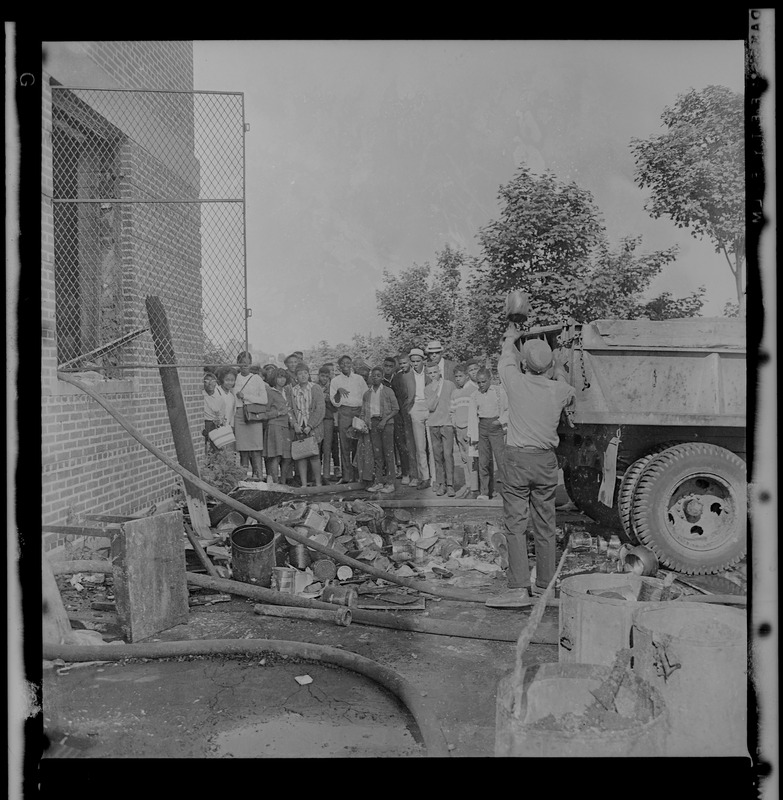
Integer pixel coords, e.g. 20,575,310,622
488,329,576,608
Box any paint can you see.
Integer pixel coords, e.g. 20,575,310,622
230,524,276,588
272,566,297,594
312,558,338,582
289,542,312,569
321,584,358,607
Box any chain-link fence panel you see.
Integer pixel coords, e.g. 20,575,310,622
51,87,247,372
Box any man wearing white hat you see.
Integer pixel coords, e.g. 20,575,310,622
401,347,432,488
426,340,456,384
487,327,575,608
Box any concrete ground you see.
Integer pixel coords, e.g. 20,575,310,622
41,501,567,760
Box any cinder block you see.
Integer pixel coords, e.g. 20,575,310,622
110,510,188,642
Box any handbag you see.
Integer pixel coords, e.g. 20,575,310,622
291,435,320,461
243,402,267,423
208,424,235,448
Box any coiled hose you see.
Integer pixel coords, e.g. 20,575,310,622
43,639,450,757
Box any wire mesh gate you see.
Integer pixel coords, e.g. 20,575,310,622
51,86,248,372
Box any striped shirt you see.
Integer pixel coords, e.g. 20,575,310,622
449,381,478,428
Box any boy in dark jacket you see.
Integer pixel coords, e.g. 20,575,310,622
363,366,400,493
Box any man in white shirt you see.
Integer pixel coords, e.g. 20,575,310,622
402,348,432,489
330,354,369,483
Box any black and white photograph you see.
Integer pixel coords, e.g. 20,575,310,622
7,19,776,792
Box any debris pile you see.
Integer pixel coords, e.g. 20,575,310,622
207,499,534,602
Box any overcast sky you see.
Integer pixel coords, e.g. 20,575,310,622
193,40,744,357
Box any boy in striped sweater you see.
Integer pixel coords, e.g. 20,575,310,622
449,363,479,499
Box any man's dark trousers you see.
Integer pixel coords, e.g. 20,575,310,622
502,446,558,589
337,405,362,481
370,417,396,484
478,417,506,498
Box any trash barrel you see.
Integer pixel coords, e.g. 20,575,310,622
558,573,681,666
230,524,276,587
631,603,748,756
495,662,667,757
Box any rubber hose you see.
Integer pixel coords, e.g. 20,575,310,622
49,561,557,644
56,373,490,605
42,639,450,757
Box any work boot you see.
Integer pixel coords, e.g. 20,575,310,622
416,479,431,490
435,484,446,496
401,476,411,486
380,483,396,494
454,485,469,499
446,485,455,497
476,494,490,501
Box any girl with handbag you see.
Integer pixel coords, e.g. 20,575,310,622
233,351,268,480
261,366,294,484
291,364,325,488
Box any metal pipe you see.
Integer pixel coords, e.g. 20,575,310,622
254,603,351,627
55,374,492,604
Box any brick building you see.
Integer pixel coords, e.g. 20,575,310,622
42,42,206,548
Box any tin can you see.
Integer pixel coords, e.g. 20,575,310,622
289,542,312,569
272,566,297,594
321,584,358,607
312,558,337,582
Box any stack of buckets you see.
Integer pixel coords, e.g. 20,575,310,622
496,570,748,757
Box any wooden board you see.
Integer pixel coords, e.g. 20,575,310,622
110,511,189,642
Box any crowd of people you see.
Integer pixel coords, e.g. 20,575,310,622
202,341,514,497
203,328,577,608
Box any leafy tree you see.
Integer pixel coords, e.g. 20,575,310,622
301,333,395,374
474,168,697,336
630,85,745,314
375,246,468,357
722,301,740,318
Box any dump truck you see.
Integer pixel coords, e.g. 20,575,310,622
521,317,747,575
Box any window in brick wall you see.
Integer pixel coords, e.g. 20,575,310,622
52,90,125,372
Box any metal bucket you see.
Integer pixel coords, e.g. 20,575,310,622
495,663,667,757
632,603,748,756
559,573,682,666
230,525,276,588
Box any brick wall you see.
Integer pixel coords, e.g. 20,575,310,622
42,42,205,549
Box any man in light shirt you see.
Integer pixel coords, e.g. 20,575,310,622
449,363,479,498
468,368,509,501
425,363,457,496
330,354,368,483
488,330,576,609
402,348,432,489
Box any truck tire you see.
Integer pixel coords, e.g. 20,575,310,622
631,443,747,574
618,442,682,544
562,464,623,532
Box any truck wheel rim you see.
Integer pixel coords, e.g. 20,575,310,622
662,473,738,552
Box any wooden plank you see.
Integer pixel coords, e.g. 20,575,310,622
42,524,120,539
145,295,217,577
42,548,74,646
110,510,189,642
